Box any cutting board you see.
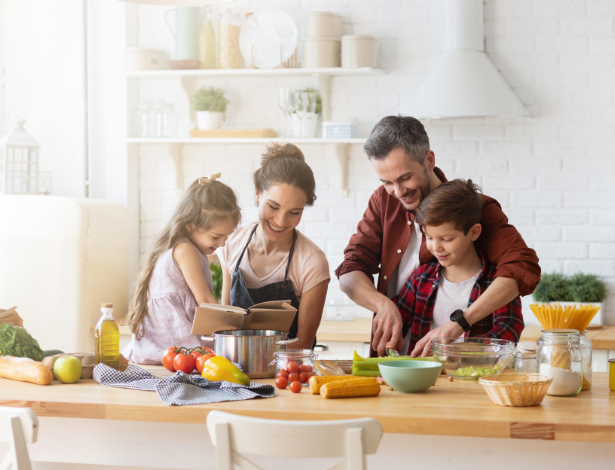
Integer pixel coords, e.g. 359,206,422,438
190,128,277,138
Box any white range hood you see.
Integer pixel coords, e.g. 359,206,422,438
399,0,530,119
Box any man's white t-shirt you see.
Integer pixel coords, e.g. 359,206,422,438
386,221,422,299
430,270,481,331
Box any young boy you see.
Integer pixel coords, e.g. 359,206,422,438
396,179,525,356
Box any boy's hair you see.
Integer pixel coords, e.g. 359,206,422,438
124,175,241,339
416,179,483,235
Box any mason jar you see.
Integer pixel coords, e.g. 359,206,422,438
580,330,592,391
274,349,317,386
536,329,582,397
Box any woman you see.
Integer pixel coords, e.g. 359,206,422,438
219,143,330,349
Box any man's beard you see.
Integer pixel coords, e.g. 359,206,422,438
403,164,431,212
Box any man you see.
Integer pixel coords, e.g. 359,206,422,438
335,116,540,357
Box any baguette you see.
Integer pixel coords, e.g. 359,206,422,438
0,355,53,385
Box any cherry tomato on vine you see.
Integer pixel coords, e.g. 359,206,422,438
191,350,203,359
196,353,216,374
174,352,196,374
162,347,179,372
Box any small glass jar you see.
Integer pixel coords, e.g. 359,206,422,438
515,351,537,373
536,329,582,397
580,330,592,391
274,349,317,386
161,103,178,138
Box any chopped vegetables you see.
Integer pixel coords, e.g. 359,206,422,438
351,350,438,376
454,365,499,377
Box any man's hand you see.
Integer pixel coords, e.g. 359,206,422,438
371,298,405,357
411,321,463,357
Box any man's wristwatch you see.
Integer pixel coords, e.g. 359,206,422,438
450,309,471,332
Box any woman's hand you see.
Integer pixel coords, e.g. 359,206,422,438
293,280,329,349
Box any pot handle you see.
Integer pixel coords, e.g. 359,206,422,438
201,335,215,341
276,338,300,345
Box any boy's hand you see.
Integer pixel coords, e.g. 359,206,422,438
411,321,464,357
372,299,405,357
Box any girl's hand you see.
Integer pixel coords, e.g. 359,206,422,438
174,242,218,305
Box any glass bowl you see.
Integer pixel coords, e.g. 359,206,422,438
431,338,515,380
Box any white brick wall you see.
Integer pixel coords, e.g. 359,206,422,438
136,0,615,324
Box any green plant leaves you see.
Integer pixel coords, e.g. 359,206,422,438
533,272,606,303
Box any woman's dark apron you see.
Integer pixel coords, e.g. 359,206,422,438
231,224,313,345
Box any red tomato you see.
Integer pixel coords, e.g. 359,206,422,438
303,364,313,372
287,361,299,373
288,372,299,383
190,350,203,359
277,369,289,379
289,381,302,393
275,377,288,389
162,348,179,372
299,372,309,383
174,352,196,374
196,353,215,374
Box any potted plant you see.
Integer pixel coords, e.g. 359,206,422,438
532,272,607,325
292,88,321,138
193,86,229,130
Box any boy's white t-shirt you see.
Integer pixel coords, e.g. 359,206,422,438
430,270,482,331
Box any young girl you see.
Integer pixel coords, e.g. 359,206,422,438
123,173,241,364
219,143,330,349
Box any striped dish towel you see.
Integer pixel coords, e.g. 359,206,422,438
93,363,275,406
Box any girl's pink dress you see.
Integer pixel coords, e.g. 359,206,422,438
123,238,213,364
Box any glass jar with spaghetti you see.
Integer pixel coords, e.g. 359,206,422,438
580,331,592,391
536,329,582,397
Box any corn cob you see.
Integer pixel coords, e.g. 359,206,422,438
308,375,375,394
320,377,381,399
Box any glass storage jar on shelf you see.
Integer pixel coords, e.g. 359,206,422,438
218,11,241,69
273,349,317,386
161,102,178,138
536,329,582,397
580,330,592,391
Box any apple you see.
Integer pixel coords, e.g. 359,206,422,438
54,356,82,384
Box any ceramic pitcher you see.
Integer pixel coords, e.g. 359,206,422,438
165,7,200,61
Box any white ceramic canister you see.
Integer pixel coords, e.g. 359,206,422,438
341,35,377,68
125,48,168,71
306,11,342,38
304,37,341,68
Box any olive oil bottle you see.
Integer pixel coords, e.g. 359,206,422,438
95,303,120,368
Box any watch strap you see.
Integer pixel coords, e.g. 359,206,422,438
450,309,471,332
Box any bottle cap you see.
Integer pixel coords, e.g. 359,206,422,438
101,303,113,308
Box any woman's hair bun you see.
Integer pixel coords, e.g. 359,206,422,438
261,142,305,166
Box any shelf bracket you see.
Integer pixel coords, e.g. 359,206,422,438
313,73,331,121
180,76,196,130
334,143,349,197
166,143,184,191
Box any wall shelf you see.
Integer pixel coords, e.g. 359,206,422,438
127,139,362,196
125,67,385,79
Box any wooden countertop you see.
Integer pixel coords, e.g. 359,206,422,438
0,367,613,443
317,320,615,349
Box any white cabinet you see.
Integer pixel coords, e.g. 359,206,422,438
314,341,370,360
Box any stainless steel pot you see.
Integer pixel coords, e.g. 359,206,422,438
202,330,300,379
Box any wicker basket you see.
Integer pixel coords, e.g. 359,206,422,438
479,374,553,407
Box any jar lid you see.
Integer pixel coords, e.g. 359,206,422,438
101,303,113,308
304,37,341,42
542,329,580,336
516,341,537,353
307,11,342,18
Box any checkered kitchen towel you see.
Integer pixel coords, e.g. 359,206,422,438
93,364,276,406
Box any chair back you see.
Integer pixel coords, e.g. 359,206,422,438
0,406,38,470
206,410,382,470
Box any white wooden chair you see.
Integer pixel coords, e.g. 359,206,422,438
0,407,38,470
206,410,383,470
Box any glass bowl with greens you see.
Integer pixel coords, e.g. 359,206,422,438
431,338,515,380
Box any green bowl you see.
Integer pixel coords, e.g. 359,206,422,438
378,360,443,393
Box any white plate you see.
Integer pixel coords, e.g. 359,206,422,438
239,9,298,69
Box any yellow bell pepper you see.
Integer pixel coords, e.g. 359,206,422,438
201,355,250,386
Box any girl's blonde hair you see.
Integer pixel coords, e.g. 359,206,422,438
124,174,240,339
